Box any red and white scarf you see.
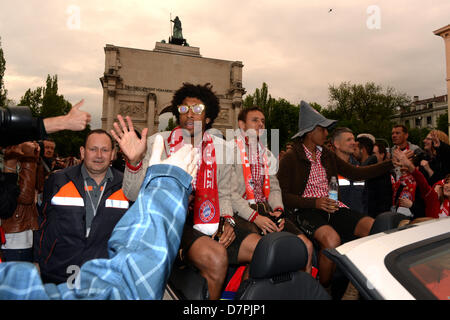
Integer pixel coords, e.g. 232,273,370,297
236,135,270,204
168,127,220,235
439,199,450,218
434,179,450,218
391,172,417,206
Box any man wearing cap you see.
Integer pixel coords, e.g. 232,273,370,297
277,101,395,288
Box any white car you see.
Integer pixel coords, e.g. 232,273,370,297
324,217,450,300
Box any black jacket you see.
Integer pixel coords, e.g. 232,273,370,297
0,172,20,220
419,142,450,186
362,155,392,217
34,164,129,284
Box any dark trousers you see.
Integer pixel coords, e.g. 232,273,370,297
1,248,33,262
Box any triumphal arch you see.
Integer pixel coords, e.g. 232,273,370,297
100,23,245,135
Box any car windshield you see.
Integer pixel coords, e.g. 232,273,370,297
385,232,450,300
408,249,450,300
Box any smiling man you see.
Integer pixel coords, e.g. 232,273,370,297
34,129,130,285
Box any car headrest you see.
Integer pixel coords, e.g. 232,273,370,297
369,211,405,235
249,232,307,279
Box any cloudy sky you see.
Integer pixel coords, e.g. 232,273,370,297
1,0,449,129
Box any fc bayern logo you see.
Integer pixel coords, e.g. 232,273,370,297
199,200,216,223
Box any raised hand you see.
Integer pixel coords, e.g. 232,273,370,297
430,132,441,148
43,99,91,133
110,115,149,165
63,99,91,131
392,149,414,172
20,141,39,158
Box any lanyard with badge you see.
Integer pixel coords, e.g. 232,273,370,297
84,180,107,226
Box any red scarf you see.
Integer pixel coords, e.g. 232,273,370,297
439,199,450,218
236,135,270,204
392,172,417,206
434,179,450,218
168,127,220,235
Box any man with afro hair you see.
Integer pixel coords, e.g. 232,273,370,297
111,83,261,300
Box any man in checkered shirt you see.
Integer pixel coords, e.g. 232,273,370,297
277,101,396,289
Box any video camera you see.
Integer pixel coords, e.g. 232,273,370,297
0,106,40,147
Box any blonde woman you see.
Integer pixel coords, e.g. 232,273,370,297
420,130,450,186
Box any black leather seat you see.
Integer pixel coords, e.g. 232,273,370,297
166,260,209,300
369,211,405,235
235,232,330,300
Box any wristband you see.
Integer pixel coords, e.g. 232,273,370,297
249,210,258,223
126,160,143,172
273,207,284,214
223,215,236,228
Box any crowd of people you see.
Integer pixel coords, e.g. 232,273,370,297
0,83,449,300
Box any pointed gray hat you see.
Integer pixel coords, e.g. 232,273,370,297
292,101,337,139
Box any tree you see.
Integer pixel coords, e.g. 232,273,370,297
243,82,277,129
20,74,90,157
20,87,43,117
407,127,429,148
309,102,323,113
243,83,299,150
0,37,7,108
437,112,448,136
164,117,177,131
268,98,299,151
326,82,411,143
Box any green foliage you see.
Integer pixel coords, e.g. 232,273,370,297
42,75,71,117
51,127,90,158
20,87,43,117
309,102,323,113
0,37,7,108
407,127,430,148
164,117,177,131
437,112,448,134
268,99,299,150
20,74,89,157
326,82,411,144
243,81,415,151
243,82,299,149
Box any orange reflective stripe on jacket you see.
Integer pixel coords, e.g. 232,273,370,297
338,175,364,187
51,181,84,206
105,189,129,209
51,181,129,209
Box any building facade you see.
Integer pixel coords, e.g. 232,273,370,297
392,94,448,129
100,42,245,135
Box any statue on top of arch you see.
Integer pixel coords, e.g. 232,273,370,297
169,16,189,46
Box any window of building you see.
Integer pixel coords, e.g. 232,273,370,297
427,116,432,127
415,117,422,128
